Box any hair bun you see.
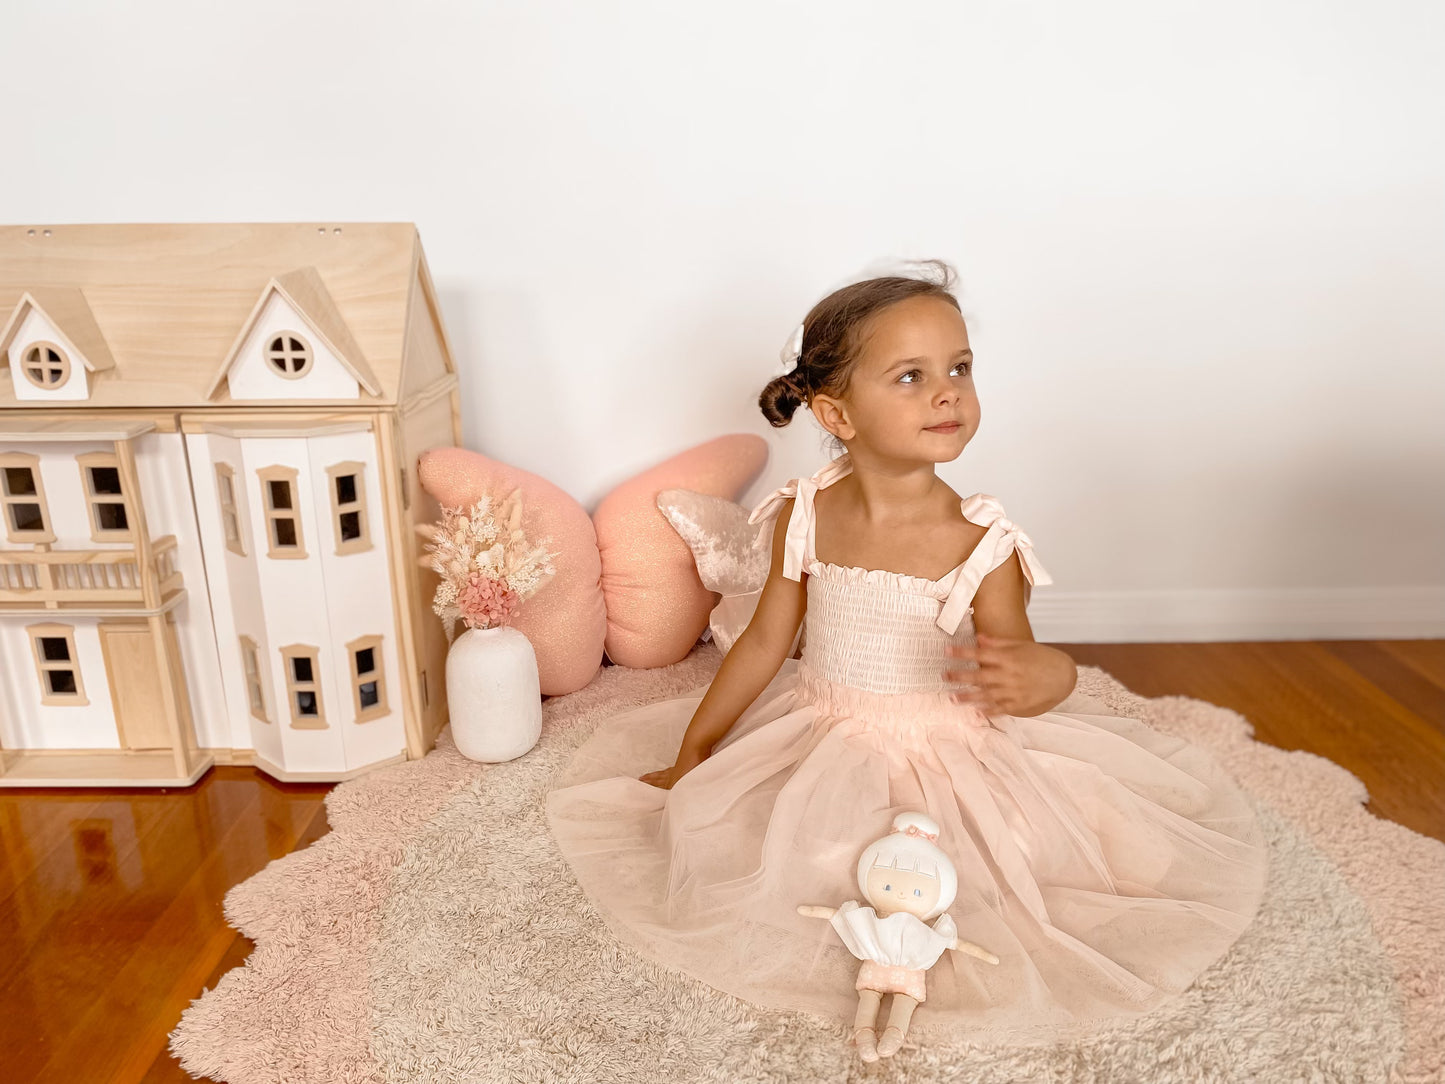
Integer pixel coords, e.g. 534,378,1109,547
758,374,804,428
892,811,940,843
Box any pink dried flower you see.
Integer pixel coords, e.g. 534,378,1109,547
456,571,520,630
425,496,557,640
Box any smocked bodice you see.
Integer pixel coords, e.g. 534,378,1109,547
801,565,975,695
748,454,1052,698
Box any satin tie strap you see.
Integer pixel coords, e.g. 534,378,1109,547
935,494,1053,635
747,454,854,581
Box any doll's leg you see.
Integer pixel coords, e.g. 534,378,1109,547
876,994,918,1058
850,990,882,1062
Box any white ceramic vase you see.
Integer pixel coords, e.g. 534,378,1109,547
445,624,542,762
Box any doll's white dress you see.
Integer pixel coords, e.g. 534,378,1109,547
829,902,958,1003
545,453,1269,1042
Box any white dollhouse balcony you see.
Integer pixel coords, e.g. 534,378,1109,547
0,535,182,610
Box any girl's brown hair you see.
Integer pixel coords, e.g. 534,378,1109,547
759,259,961,428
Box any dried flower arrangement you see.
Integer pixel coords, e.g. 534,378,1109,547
420,496,558,639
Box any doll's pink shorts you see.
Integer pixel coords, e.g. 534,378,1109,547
856,961,928,1003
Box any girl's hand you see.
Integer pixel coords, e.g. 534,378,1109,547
943,635,1074,717
639,744,709,789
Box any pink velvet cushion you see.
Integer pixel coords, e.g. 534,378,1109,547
655,488,769,654
593,434,769,668
416,447,606,696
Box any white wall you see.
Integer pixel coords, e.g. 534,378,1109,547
3,0,1441,638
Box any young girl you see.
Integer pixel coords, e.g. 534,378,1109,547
545,263,1269,1047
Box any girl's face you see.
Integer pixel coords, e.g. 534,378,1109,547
865,865,942,919
811,295,979,466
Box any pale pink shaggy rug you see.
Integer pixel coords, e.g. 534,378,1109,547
171,645,1445,1083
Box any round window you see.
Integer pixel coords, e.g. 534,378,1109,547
265,333,312,378
22,342,69,388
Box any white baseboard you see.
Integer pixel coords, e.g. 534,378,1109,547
1028,586,1445,643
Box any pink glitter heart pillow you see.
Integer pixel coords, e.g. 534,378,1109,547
593,434,769,667
417,447,606,696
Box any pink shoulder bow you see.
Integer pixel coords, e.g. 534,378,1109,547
936,494,1053,635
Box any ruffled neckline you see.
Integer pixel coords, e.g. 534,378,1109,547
805,557,964,600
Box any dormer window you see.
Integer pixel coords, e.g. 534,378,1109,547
22,342,70,388
1,291,112,402
208,271,380,402
265,333,312,379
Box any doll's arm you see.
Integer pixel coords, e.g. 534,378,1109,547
797,904,838,920
950,937,1000,965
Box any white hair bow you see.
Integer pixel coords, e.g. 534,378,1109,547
778,322,805,373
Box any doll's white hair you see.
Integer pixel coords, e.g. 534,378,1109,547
856,812,959,920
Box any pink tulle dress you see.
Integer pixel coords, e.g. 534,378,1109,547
545,454,1269,1043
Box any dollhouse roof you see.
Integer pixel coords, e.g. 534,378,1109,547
0,223,441,408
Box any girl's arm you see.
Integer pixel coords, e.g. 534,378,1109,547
639,500,808,789
944,550,1077,717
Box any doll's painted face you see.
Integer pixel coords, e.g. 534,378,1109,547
865,866,942,919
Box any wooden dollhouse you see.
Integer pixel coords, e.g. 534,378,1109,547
0,224,459,786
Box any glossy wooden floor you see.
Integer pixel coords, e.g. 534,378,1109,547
2,640,1441,1084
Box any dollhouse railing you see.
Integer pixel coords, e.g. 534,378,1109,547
0,536,181,608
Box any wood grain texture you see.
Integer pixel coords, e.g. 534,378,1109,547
0,767,331,1084
1058,640,1445,842
0,640,1440,1084
0,223,419,408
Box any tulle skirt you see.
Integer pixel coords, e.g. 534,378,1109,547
544,659,1269,1044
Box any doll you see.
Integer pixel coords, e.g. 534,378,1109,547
797,811,999,1061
